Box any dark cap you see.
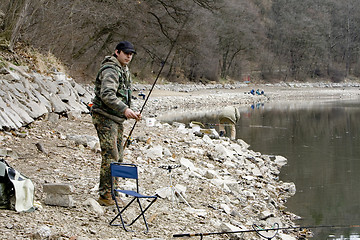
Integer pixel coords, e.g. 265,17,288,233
115,41,136,54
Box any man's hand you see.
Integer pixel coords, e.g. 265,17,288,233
124,108,141,121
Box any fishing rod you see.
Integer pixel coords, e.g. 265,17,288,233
173,224,360,240
123,12,191,148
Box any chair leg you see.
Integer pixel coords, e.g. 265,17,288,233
109,197,137,232
127,197,157,233
110,197,157,233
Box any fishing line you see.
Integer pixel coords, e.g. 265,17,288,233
123,10,193,148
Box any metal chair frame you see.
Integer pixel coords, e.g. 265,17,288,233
109,163,157,233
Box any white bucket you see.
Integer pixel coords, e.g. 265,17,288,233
192,125,201,132
146,118,156,127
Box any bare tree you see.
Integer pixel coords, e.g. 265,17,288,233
0,0,33,51
3,0,360,83
215,0,266,80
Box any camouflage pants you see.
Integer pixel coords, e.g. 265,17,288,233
92,112,124,197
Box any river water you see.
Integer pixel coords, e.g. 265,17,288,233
238,99,360,239
162,98,360,239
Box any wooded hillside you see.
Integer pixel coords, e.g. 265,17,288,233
1,0,360,84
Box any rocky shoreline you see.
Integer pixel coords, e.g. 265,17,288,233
1,108,300,240
1,61,359,131
1,65,360,239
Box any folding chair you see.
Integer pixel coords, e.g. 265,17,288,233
109,163,157,232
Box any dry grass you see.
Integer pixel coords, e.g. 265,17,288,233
0,43,67,76
18,44,66,74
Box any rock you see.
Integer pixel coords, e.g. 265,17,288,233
184,207,207,217
204,169,218,179
145,145,163,159
220,203,232,215
259,210,274,220
0,148,19,159
66,134,99,147
278,233,297,240
44,192,74,207
236,139,250,149
83,198,104,215
88,140,100,152
43,183,74,207
0,148,7,157
67,110,82,120
202,134,213,145
43,183,74,194
35,142,48,155
5,96,34,125
13,131,28,138
281,182,297,196
252,167,263,176
274,155,287,167
223,160,236,168
32,225,52,239
214,144,235,159
49,93,69,113
46,112,59,123
219,222,243,240
179,157,196,170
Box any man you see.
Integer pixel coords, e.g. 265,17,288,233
91,41,141,206
218,106,240,140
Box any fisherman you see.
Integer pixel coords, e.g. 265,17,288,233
91,41,141,206
218,106,240,140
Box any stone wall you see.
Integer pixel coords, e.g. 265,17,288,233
0,63,93,130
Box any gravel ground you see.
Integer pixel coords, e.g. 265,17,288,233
1,82,360,240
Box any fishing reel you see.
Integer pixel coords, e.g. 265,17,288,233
125,136,134,147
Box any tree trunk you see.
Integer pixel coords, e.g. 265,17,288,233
1,0,31,51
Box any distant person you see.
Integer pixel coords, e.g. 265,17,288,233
218,106,240,140
256,89,264,95
91,41,141,206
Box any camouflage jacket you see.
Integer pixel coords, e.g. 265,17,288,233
92,55,132,120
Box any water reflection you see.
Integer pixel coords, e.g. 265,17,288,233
329,234,360,240
244,100,360,239
243,100,360,239
159,99,360,239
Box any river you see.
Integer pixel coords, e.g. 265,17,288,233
162,97,360,239
238,99,360,239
